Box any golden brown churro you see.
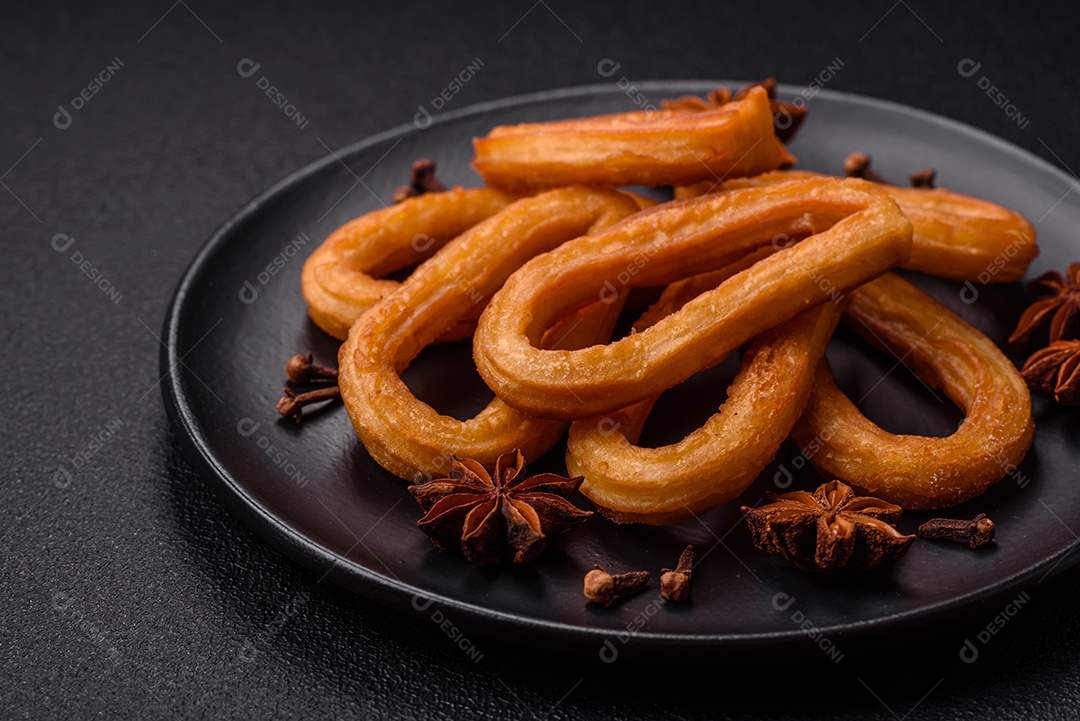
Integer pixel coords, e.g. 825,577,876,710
567,295,841,524
302,188,517,340
677,170,1037,282
472,86,791,191
473,178,913,420
305,83,1040,525
792,272,1034,509
337,187,640,480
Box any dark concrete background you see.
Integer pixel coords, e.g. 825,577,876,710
3,1,1079,718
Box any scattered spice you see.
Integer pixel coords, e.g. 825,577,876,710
660,545,694,602
742,480,915,571
1020,340,1080,404
583,565,650,606
276,386,341,423
733,78,807,144
918,514,996,549
661,77,807,144
843,152,887,183
276,352,341,423
285,353,338,384
843,151,935,188
908,168,937,188
408,450,592,565
1009,262,1080,344
392,158,447,203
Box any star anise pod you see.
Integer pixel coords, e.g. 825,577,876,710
1020,340,1080,404
1009,262,1080,344
408,450,592,565
742,480,915,572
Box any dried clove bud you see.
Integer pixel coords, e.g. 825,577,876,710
843,152,888,184
918,514,995,549
276,386,341,424
285,353,339,384
660,545,694,602
908,168,936,188
392,158,447,203
844,152,938,189
583,565,649,606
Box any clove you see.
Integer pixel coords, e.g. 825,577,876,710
276,386,341,424
843,152,889,184
918,513,995,549
660,545,694,602
286,353,338,384
583,565,649,606
843,152,938,189
392,158,447,203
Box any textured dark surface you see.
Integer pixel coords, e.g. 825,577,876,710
3,1,1080,718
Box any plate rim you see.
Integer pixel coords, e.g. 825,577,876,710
161,80,1080,653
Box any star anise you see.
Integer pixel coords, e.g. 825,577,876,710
1009,262,1080,344
742,480,915,571
408,450,592,565
1020,339,1080,404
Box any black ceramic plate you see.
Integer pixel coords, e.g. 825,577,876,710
162,81,1080,656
